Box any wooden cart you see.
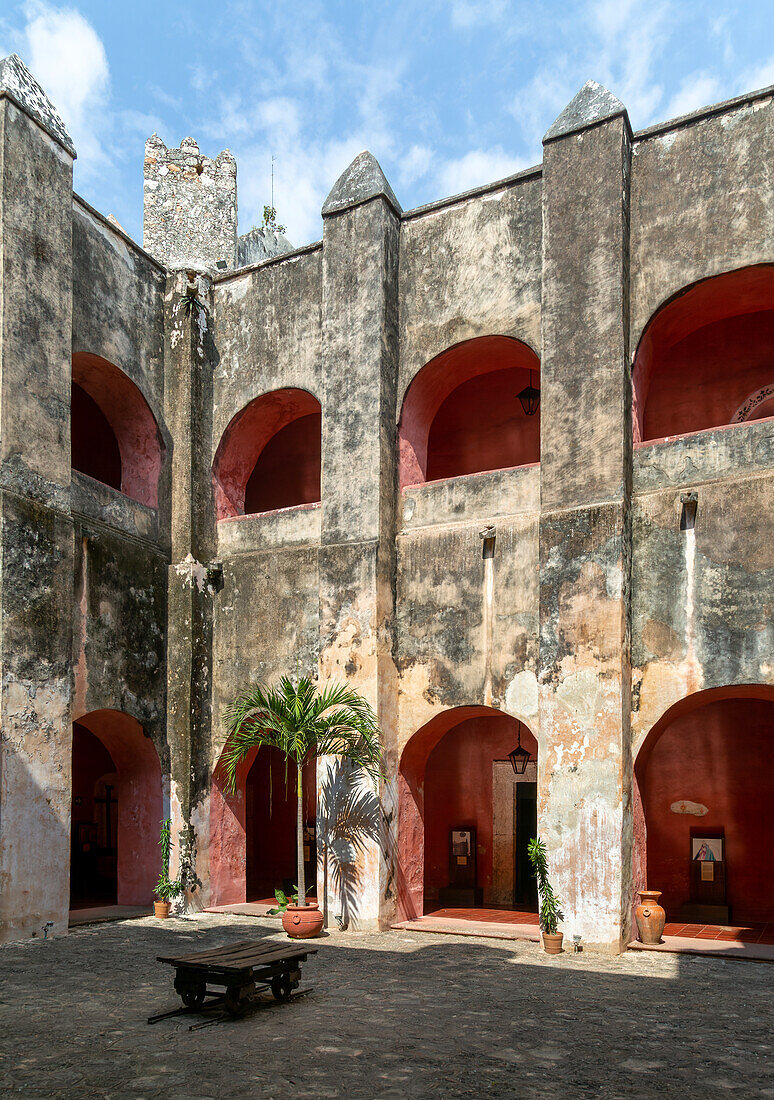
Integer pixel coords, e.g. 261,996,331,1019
154,939,317,1019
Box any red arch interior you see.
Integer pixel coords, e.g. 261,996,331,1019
244,412,321,514
71,383,122,491
213,388,321,519
209,745,316,906
399,336,540,487
633,265,774,443
72,353,163,507
397,707,538,920
71,710,163,907
634,687,774,924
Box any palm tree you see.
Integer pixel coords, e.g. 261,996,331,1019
223,675,383,906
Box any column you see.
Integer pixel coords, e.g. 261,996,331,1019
318,152,401,929
538,82,634,951
162,269,217,905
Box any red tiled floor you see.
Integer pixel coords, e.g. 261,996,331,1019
669,921,770,943
425,906,539,925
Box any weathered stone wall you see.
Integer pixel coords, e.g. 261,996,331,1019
630,91,774,346
237,226,294,267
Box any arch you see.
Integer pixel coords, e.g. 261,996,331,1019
398,336,540,488
70,709,163,908
632,265,774,443
72,353,164,507
212,388,322,520
397,706,539,921
633,685,774,925
209,743,316,906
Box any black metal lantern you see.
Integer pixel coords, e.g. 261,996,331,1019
508,721,531,775
517,370,540,417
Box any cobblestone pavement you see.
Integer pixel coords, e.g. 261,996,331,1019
1,913,772,1099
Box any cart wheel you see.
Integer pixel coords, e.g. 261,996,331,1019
224,986,246,1017
180,983,206,1010
271,974,293,1002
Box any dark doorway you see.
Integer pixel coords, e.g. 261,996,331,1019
70,723,118,908
515,782,538,908
245,747,317,902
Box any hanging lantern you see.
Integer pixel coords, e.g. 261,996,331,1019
508,721,531,775
517,370,540,417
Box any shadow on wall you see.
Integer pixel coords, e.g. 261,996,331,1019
318,759,380,930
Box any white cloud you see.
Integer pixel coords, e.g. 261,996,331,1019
399,144,434,186
20,1,110,172
436,147,531,196
450,0,508,30
664,72,721,120
510,0,673,143
740,55,774,93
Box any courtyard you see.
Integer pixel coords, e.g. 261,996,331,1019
1,914,772,1098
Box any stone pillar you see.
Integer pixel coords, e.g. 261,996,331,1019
0,56,76,941
162,269,218,905
318,153,401,930
538,82,633,951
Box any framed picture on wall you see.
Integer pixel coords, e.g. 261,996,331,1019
692,837,723,862
451,829,472,860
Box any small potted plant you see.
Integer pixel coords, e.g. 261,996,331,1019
154,818,183,919
224,674,382,939
528,836,564,954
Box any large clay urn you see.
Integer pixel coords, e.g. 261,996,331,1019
635,890,666,944
282,903,324,939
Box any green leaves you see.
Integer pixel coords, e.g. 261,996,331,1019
155,817,184,902
267,887,298,915
222,674,383,795
528,835,564,935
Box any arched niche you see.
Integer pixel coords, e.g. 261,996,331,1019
70,709,163,907
633,685,774,925
632,265,774,443
398,336,540,488
72,353,164,507
397,706,538,921
212,388,321,520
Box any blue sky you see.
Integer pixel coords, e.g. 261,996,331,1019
2,1,773,247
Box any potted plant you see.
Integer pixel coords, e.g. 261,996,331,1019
154,817,183,919
224,675,382,939
528,836,564,954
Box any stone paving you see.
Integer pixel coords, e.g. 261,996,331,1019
1,913,772,1099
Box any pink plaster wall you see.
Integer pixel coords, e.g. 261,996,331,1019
212,388,321,519
634,686,774,923
72,353,164,507
632,265,774,442
398,336,540,487
73,710,163,905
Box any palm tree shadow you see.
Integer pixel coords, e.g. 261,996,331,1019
318,758,381,929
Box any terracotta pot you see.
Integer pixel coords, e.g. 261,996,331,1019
542,931,564,954
635,890,666,944
282,903,324,939
154,900,171,919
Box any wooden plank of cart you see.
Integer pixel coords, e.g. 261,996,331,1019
150,939,317,1022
